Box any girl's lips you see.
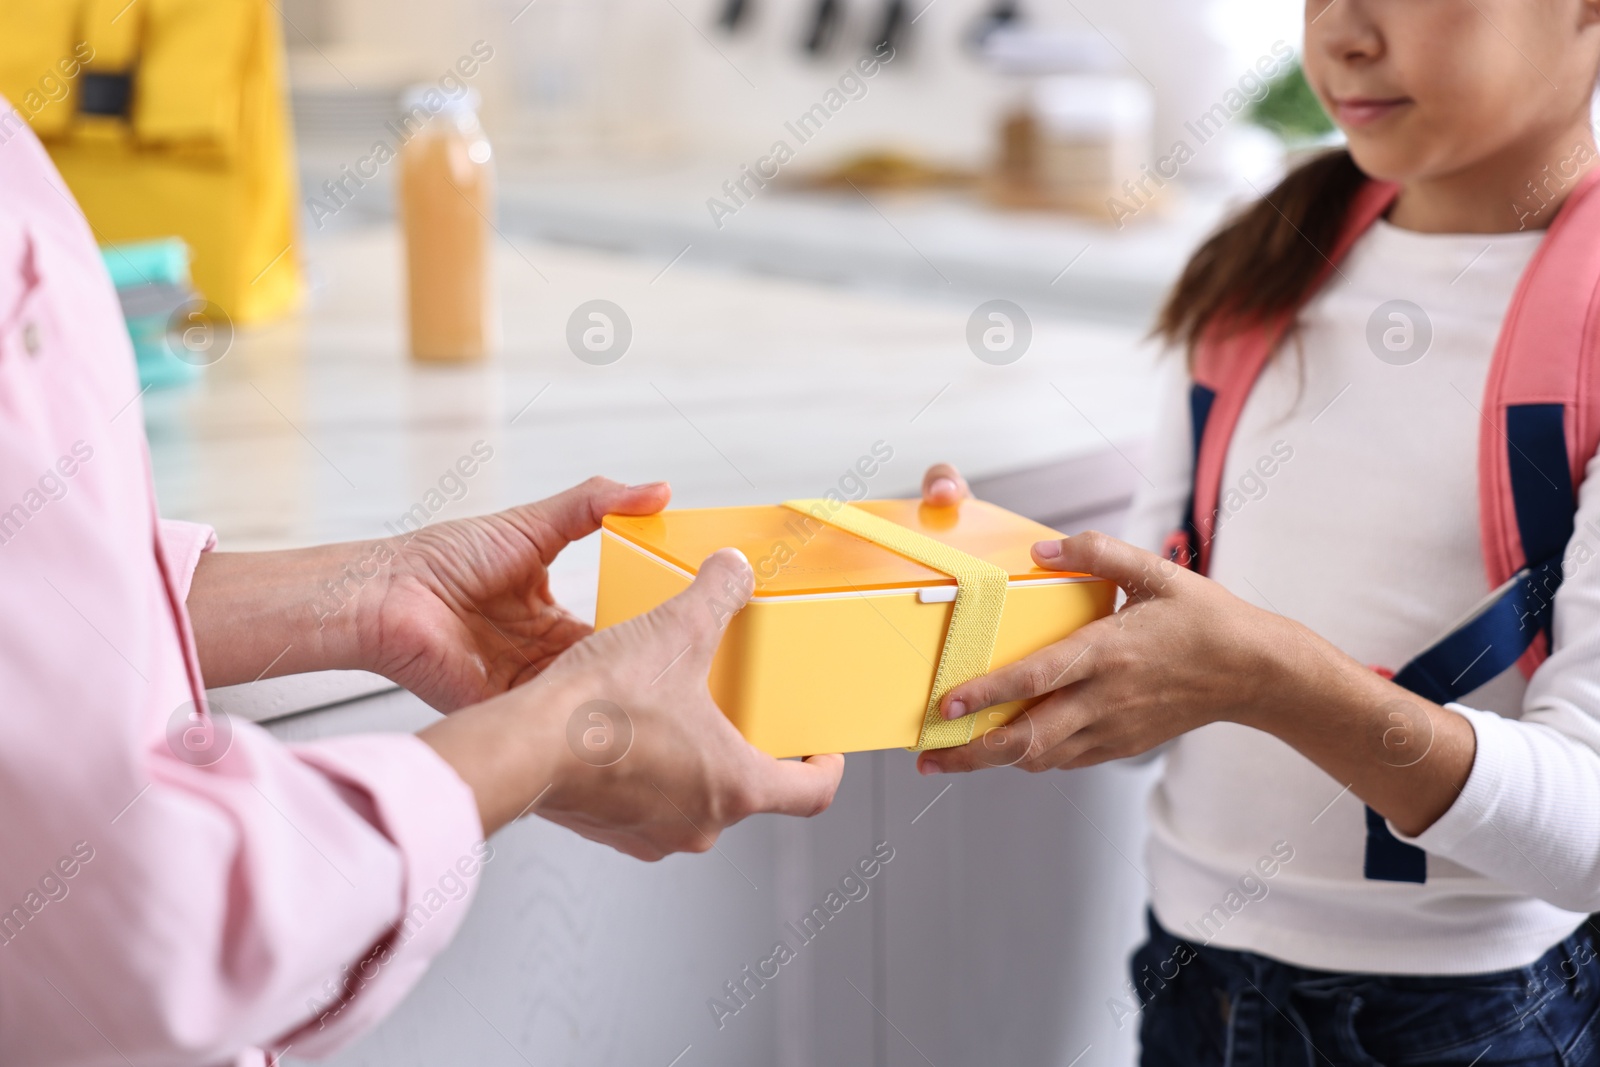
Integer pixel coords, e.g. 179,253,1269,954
1330,97,1412,128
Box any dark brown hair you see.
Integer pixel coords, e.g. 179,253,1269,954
1156,149,1370,356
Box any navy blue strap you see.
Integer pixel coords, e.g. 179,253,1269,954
1364,807,1426,883
1506,404,1575,650
1365,560,1560,881
1389,559,1562,704
1364,403,1576,884
1169,384,1216,571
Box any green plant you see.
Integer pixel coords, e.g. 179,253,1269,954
1249,60,1336,142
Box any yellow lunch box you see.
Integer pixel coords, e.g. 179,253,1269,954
595,497,1115,758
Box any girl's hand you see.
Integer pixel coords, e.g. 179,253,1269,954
359,477,671,711
421,548,846,848
910,455,1473,835
921,462,971,506
914,463,1290,772
917,531,1301,774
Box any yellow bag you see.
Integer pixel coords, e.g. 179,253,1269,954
0,0,302,324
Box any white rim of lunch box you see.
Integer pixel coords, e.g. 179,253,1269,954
602,528,1108,603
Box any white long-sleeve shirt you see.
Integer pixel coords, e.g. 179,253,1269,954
1123,218,1600,974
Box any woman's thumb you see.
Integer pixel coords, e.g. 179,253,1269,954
678,548,756,637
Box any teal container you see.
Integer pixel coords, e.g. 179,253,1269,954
100,238,202,389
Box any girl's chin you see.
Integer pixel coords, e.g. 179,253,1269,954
1341,142,1431,186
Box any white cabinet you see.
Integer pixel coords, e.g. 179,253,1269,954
271,690,1158,1067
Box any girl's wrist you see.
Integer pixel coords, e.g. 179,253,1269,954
1228,611,1375,738
1231,616,1475,836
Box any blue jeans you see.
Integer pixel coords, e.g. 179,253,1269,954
1133,911,1600,1066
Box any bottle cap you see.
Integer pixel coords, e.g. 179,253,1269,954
398,84,481,121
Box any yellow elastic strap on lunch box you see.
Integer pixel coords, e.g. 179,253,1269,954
782,500,1008,751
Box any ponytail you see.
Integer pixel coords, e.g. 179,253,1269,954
1156,149,1370,357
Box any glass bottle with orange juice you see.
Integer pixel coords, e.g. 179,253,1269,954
398,88,496,362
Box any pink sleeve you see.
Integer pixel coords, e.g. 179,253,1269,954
147,521,490,1053
0,702,486,1064
158,518,217,601
146,523,492,1053
0,105,489,1065
278,736,487,1055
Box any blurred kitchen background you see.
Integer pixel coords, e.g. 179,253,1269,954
5,1,1334,1064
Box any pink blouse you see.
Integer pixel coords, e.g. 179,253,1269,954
0,113,485,1064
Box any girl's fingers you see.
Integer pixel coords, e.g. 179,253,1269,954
1060,745,1118,771
917,737,990,775
920,690,1084,774
940,632,1100,718
1019,730,1109,774
1031,531,1183,600
920,463,970,505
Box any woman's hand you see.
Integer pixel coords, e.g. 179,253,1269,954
356,478,670,710
187,477,670,710
190,477,844,856
421,549,846,851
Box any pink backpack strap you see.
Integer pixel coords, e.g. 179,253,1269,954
1172,180,1401,575
1478,165,1600,676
